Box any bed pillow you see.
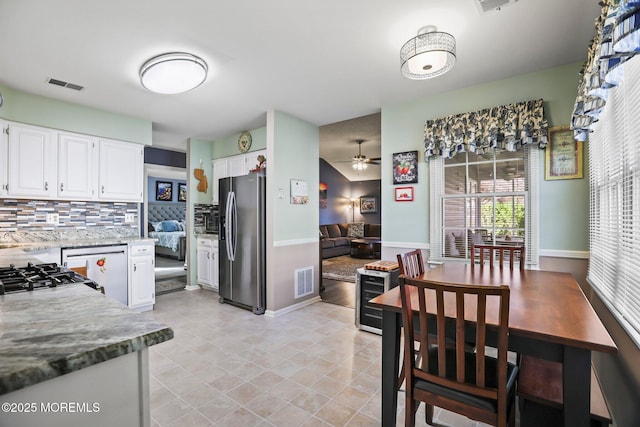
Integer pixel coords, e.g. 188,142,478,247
160,220,179,232
152,221,163,232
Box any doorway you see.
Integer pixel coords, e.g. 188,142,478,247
144,164,187,293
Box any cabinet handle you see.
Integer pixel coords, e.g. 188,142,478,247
101,185,105,194
60,182,64,192
44,181,48,191
134,265,137,272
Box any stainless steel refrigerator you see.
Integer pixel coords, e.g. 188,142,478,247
218,174,266,314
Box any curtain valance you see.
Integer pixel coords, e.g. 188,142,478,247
423,99,548,160
571,0,640,141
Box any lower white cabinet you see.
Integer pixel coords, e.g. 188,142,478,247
197,235,218,291
128,241,155,311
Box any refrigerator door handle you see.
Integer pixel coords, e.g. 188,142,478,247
225,190,237,261
231,190,237,261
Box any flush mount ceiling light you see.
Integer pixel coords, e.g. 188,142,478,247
139,52,208,94
400,25,456,80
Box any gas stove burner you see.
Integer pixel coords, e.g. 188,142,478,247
0,262,102,295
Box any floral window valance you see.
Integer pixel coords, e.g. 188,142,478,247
571,0,640,141
424,99,548,160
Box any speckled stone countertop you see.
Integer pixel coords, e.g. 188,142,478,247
0,284,173,395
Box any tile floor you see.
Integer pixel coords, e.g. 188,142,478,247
148,289,502,427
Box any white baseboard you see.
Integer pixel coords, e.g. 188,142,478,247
264,296,321,318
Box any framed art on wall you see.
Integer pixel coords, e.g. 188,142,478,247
156,181,173,201
178,183,187,202
393,151,418,184
360,197,377,213
395,186,414,202
545,126,583,180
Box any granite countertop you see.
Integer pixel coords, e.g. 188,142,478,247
0,284,174,395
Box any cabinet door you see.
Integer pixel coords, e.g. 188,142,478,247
7,123,56,198
212,158,228,204
58,132,97,199
211,243,219,291
0,122,7,196
228,155,247,177
99,139,143,202
244,149,266,174
129,255,155,310
197,246,212,285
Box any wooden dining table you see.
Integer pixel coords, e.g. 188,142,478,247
367,262,617,427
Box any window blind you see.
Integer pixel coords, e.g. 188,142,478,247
588,54,640,346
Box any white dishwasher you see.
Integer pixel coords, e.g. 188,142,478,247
62,245,129,305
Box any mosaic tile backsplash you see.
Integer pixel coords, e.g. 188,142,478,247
0,199,139,233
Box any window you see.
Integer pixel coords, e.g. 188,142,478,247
588,55,640,346
430,147,539,264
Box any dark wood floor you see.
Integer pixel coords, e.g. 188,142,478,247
320,278,355,308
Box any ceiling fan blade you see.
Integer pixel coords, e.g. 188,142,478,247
368,157,381,162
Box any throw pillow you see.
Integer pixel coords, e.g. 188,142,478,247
152,221,163,232
347,222,365,238
160,220,179,232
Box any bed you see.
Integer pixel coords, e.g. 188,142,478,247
148,203,186,260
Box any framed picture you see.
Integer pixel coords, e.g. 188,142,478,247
393,151,418,184
395,186,414,202
545,126,583,180
178,183,187,202
319,182,328,209
360,196,377,213
156,181,173,201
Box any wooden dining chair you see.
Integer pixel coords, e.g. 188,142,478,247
396,249,426,390
399,276,518,427
471,244,526,270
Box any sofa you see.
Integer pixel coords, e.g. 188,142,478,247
319,223,381,259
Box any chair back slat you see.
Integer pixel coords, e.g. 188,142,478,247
399,276,510,401
471,244,525,270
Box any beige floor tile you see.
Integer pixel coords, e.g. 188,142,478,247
166,411,212,427
243,392,287,419
345,412,378,426
151,397,193,425
315,400,358,426
215,407,264,427
226,381,264,405
289,389,331,415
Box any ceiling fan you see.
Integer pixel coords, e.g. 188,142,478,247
336,140,381,171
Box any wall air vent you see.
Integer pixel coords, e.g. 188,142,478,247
47,78,84,91
474,0,518,14
294,266,314,298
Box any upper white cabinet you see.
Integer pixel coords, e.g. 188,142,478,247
7,123,56,198
212,158,228,205
58,132,98,200
0,121,7,196
98,138,143,202
212,150,266,204
0,121,144,203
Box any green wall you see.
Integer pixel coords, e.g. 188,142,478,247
0,83,152,144
271,111,319,242
381,62,589,252
212,126,267,159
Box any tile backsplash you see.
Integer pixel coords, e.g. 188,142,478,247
0,199,139,232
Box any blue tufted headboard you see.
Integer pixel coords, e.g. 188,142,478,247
148,203,186,223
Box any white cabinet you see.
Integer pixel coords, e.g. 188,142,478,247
99,138,143,202
128,241,155,312
197,235,218,291
0,122,7,196
212,150,266,204
7,123,56,198
58,132,98,199
212,158,227,205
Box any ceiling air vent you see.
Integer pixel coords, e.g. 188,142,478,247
47,78,84,91
474,0,518,14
